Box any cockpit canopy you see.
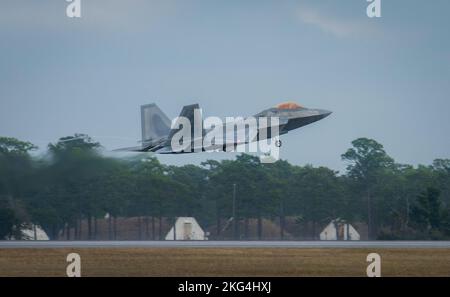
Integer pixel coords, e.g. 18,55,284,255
275,102,303,110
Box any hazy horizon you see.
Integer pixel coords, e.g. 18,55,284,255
1,0,449,172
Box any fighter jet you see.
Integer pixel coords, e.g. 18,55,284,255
116,102,331,154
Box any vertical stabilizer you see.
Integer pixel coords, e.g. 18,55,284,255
166,104,203,151
141,104,171,144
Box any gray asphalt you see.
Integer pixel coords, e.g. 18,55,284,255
1,240,450,249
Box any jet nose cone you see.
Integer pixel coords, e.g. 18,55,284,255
317,109,332,119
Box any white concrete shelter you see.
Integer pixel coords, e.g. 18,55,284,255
320,219,360,240
165,217,207,240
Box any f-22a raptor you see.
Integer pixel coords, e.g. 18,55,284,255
116,102,331,154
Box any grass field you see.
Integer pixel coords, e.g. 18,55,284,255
1,248,449,277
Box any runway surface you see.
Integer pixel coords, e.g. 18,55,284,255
1,240,450,249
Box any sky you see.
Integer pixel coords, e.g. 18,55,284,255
0,0,449,172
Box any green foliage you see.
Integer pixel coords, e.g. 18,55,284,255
0,134,449,240
0,137,37,155
0,206,17,239
411,188,444,231
341,138,396,239
341,137,394,182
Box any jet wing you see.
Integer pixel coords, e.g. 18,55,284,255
113,146,148,152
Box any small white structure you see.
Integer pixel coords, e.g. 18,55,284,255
320,219,360,241
8,224,49,240
165,217,207,240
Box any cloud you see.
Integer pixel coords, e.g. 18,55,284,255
297,5,379,38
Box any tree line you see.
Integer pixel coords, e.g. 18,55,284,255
0,134,449,240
